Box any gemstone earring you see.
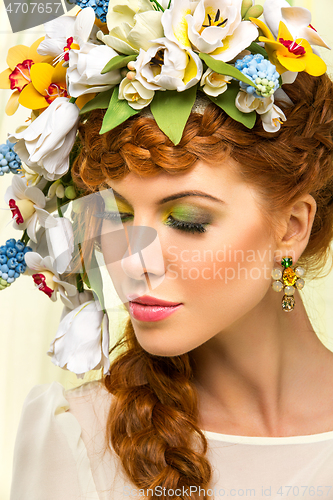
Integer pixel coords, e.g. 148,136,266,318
271,257,305,312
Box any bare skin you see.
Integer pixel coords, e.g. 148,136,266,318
101,158,333,438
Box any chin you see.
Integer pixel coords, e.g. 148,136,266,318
134,332,192,358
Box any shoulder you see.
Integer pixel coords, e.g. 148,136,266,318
10,380,109,500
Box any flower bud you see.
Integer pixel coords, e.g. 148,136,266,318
245,5,264,20
241,0,253,18
56,184,65,198
65,186,77,200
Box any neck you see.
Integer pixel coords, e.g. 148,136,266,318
191,288,333,437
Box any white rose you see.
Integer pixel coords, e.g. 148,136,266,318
134,38,202,92
200,68,232,96
97,0,164,55
118,77,155,110
8,97,80,182
67,43,122,98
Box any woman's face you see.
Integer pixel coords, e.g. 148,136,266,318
100,158,279,356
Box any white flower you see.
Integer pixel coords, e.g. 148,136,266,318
67,42,122,97
24,252,77,307
4,176,56,243
119,77,155,109
97,0,164,55
45,216,75,274
47,299,110,378
37,7,98,63
134,38,202,92
263,0,330,49
19,164,43,187
261,104,286,133
200,68,232,96
235,90,274,114
162,0,258,62
8,97,80,182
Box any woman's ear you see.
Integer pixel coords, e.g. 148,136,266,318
275,194,317,262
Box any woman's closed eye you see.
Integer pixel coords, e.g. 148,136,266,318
94,210,211,234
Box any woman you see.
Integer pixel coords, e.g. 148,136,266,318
3,0,333,498
9,69,333,499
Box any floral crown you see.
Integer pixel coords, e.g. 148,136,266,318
0,0,330,377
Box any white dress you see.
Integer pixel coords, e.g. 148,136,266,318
10,380,333,500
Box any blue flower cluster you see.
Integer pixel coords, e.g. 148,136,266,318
72,0,108,22
235,54,280,98
0,140,22,176
0,239,33,290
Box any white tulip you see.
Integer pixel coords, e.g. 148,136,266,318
45,216,75,275
134,38,202,92
200,68,232,96
47,300,110,378
119,77,155,109
162,0,258,62
98,0,164,55
67,43,122,98
263,0,330,49
261,104,287,133
8,97,80,182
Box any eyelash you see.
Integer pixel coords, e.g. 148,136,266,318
95,212,209,234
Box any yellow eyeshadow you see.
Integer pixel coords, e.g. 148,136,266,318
163,205,206,222
104,198,132,212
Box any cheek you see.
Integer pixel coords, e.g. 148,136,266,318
167,222,274,314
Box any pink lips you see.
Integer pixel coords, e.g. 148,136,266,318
126,295,183,322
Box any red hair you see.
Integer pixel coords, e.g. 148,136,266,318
72,71,333,498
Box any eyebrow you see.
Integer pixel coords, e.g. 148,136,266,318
109,189,225,205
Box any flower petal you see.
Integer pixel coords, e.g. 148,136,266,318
5,91,20,115
30,63,54,95
280,6,311,34
24,251,43,270
6,45,29,70
51,61,67,86
0,68,12,89
277,54,306,72
18,82,47,109
298,26,331,50
210,21,258,62
303,52,327,77
73,6,96,43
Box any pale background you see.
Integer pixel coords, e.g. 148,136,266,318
1,0,333,498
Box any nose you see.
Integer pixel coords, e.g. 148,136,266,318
120,224,166,290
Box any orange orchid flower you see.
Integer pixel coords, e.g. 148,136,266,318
18,62,68,110
0,38,53,116
251,18,327,77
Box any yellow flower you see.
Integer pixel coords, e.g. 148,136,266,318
18,61,68,110
0,38,53,115
250,18,327,76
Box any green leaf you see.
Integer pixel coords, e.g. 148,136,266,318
101,55,137,74
79,88,114,115
199,53,256,88
247,42,268,58
208,82,256,129
150,86,197,145
99,86,139,135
